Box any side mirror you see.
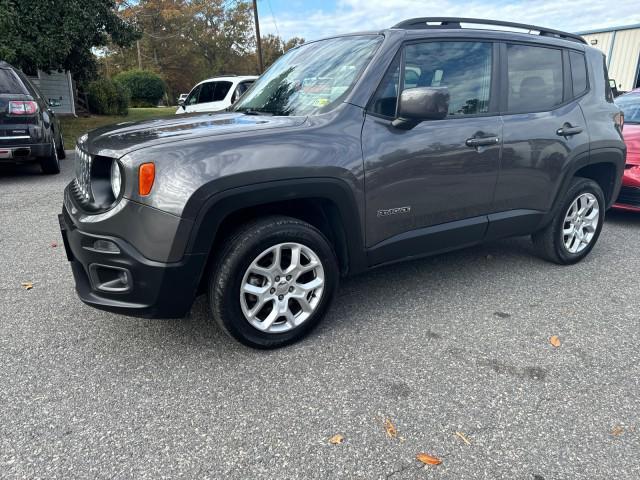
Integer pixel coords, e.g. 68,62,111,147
392,87,450,129
178,99,185,107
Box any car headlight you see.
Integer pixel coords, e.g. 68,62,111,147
110,160,122,199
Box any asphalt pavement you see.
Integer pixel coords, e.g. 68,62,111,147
1,154,639,479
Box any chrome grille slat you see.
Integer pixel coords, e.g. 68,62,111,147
74,146,93,203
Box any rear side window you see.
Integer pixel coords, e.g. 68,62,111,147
569,51,588,96
506,44,563,112
0,68,28,94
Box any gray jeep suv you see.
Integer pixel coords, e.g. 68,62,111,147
59,18,626,348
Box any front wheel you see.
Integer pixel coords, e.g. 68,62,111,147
532,177,605,264
208,216,339,349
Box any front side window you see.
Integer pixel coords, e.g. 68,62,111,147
369,41,493,118
213,81,232,101
507,44,563,112
404,41,492,116
234,35,382,116
186,85,202,106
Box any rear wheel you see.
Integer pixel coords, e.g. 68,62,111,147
208,216,339,349
532,177,605,264
56,131,66,159
40,137,60,174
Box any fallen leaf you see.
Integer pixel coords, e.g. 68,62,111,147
549,335,561,348
328,434,344,444
416,452,442,465
50,241,58,248
384,418,397,439
21,282,33,290
611,426,624,436
454,431,471,445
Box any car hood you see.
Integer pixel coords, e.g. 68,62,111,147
79,112,307,158
623,123,640,164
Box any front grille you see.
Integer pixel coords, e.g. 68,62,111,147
74,146,93,203
617,186,640,207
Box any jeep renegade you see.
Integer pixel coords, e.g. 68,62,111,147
59,18,626,348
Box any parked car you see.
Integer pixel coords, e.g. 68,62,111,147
60,18,625,348
177,93,188,104
0,61,65,173
175,75,257,114
613,88,640,211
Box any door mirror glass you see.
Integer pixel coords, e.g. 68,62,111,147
393,87,449,128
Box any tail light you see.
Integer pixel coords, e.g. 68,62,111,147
8,100,38,115
615,111,624,131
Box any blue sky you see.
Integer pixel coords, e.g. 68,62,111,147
258,0,640,41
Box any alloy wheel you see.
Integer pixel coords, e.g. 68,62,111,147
240,242,325,333
562,192,599,254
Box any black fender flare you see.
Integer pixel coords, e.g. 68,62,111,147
180,177,368,277
542,146,625,227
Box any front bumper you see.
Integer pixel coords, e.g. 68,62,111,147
613,164,640,212
59,204,206,318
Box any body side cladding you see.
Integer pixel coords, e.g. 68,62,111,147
366,215,488,267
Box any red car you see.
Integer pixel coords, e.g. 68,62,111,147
614,89,640,211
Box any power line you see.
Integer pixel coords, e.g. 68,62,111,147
267,0,280,38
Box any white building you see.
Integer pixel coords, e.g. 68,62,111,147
578,24,640,93
25,70,76,116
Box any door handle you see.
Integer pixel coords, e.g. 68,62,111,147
465,136,500,148
556,125,583,137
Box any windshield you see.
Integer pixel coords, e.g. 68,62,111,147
615,93,640,124
234,35,382,116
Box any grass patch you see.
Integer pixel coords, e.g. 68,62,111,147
60,107,176,149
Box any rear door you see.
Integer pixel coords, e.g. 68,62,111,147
495,43,590,218
362,40,502,264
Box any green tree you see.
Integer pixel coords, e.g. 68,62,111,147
261,34,305,68
0,0,139,82
113,69,165,107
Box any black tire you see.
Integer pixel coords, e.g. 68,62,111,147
40,137,60,174
56,132,66,159
208,215,339,349
532,177,605,264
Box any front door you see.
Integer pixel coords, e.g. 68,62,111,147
362,40,501,264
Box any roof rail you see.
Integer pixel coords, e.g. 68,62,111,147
392,17,587,45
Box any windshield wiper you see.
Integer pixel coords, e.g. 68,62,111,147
239,108,274,116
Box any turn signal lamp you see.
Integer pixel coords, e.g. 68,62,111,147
138,163,155,196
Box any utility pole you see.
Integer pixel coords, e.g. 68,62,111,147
252,0,264,73
136,40,143,69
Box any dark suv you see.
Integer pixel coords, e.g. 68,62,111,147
59,18,626,348
0,61,65,173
